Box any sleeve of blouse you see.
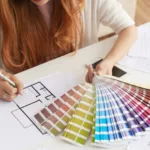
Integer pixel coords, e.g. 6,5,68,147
98,0,135,34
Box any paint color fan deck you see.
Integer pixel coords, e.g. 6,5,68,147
34,76,150,148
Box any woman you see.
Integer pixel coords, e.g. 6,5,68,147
0,0,136,101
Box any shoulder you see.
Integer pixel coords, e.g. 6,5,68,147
85,0,119,7
83,0,134,34
84,0,121,15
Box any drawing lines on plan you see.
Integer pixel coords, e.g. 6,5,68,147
11,82,56,135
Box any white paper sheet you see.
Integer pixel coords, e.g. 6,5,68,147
0,72,79,150
128,23,150,59
147,141,150,150
127,134,150,150
0,72,150,150
0,72,128,150
118,55,150,73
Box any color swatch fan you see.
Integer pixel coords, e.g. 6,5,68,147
33,75,150,148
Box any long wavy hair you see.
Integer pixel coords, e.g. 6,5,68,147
0,0,84,73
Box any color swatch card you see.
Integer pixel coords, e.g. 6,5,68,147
62,85,95,145
91,76,150,148
33,75,150,148
34,83,90,136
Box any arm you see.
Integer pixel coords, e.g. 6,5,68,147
86,26,137,83
86,0,137,83
94,25,137,76
104,25,137,66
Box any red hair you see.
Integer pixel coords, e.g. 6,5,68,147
0,0,84,73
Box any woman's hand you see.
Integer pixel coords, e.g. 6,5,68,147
85,59,114,83
0,69,24,102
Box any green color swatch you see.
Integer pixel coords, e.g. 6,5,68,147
62,85,95,145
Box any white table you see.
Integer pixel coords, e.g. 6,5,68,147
14,32,150,150
16,35,150,86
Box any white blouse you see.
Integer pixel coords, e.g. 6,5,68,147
82,0,135,47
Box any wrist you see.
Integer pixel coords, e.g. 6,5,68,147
102,57,116,67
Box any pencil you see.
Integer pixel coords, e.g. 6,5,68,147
0,72,16,87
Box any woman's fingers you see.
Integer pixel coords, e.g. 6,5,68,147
96,69,112,76
0,89,17,102
0,81,17,101
85,61,114,83
86,65,94,83
0,81,17,95
96,69,106,76
85,73,89,83
0,69,24,102
95,59,114,76
9,75,24,95
88,65,94,83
